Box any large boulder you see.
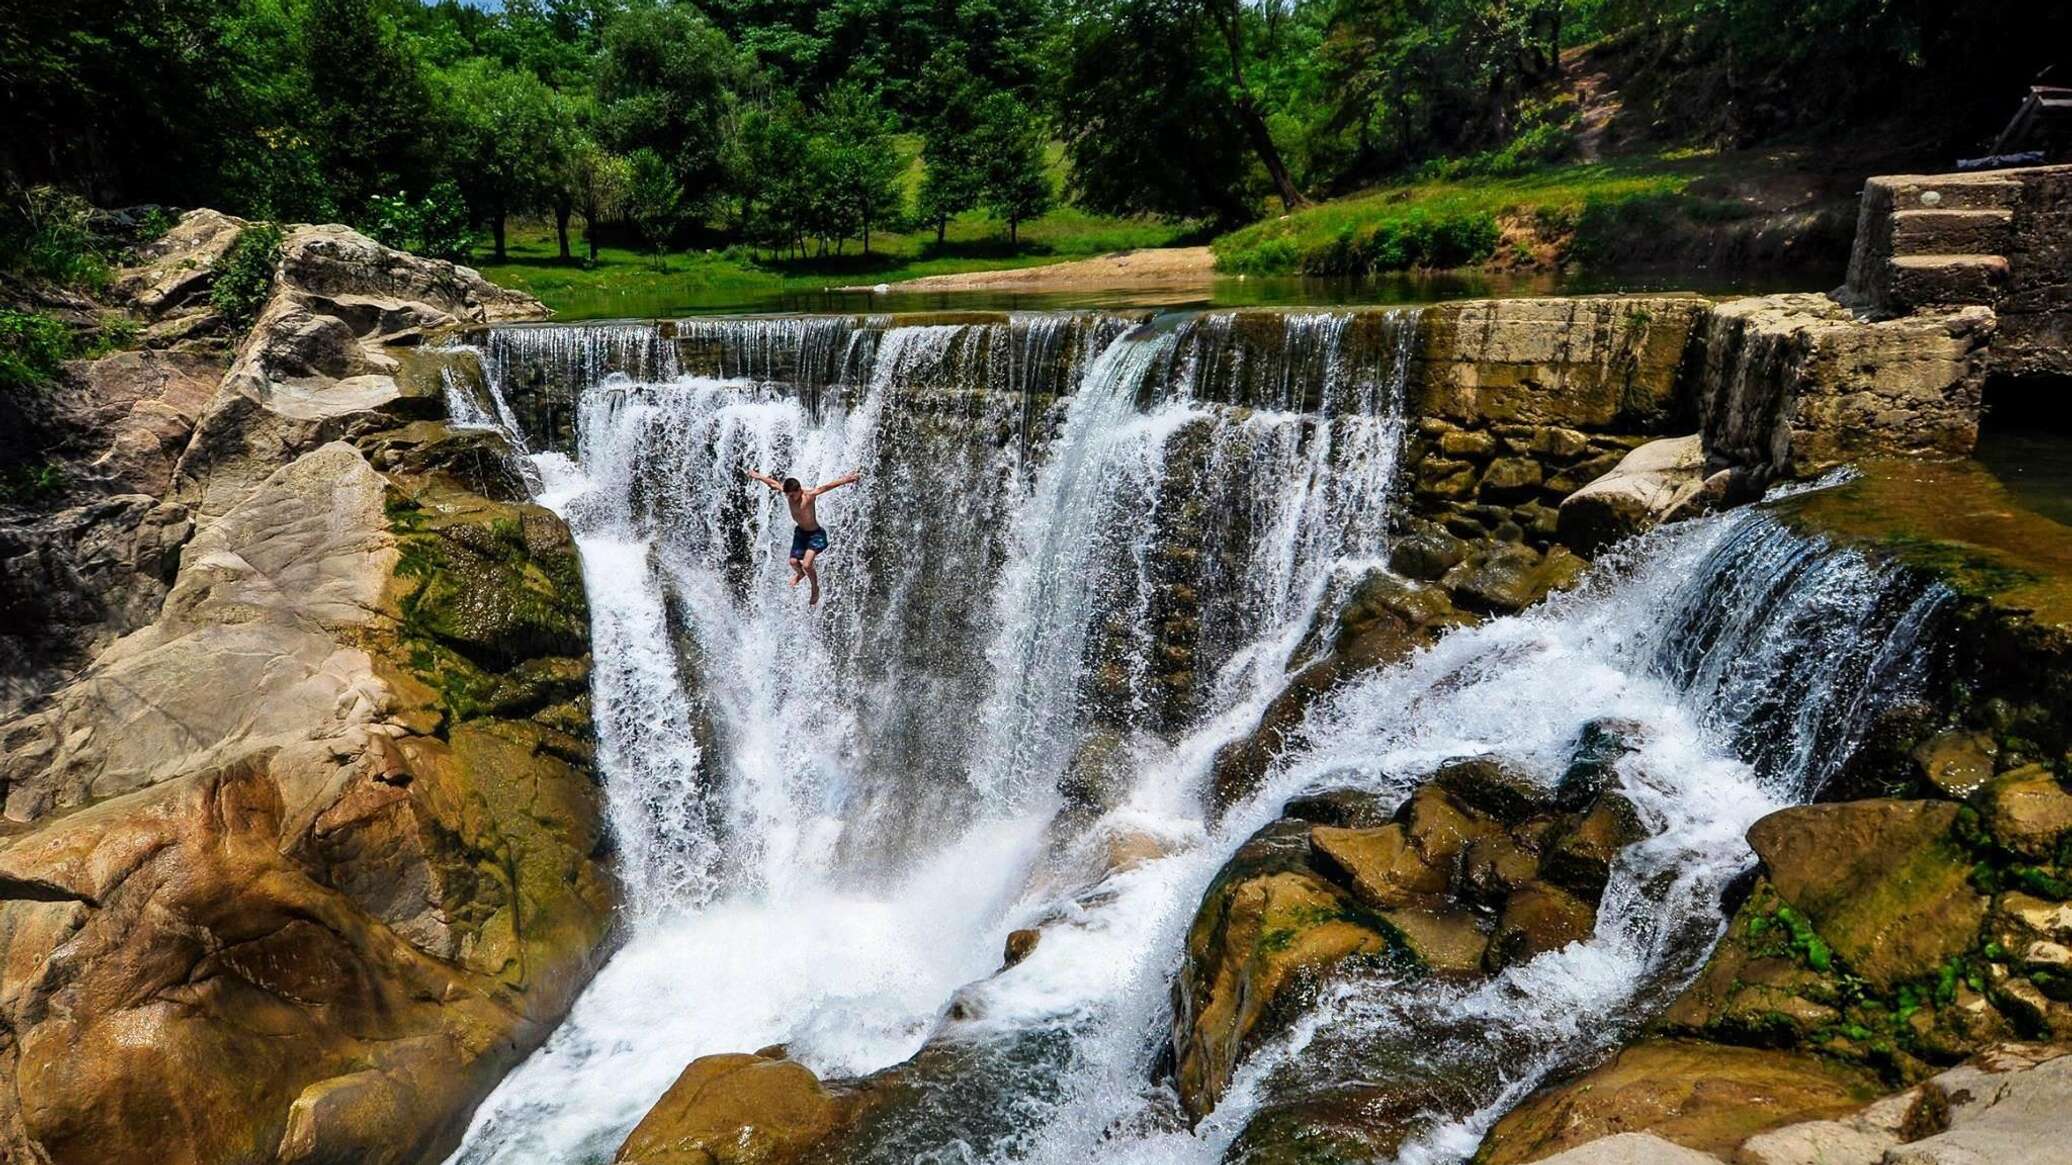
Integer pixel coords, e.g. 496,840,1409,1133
1172,820,1402,1119
615,1053,877,1165
1555,434,1721,555
0,216,602,1165
1473,1040,1881,1162
1746,801,1987,993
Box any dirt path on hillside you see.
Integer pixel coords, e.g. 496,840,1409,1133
838,246,1215,293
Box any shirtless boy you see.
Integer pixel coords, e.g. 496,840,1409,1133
743,467,861,605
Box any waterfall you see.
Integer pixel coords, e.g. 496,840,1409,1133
442,311,1947,1165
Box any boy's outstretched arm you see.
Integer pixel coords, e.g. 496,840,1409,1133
811,470,862,496
742,467,783,491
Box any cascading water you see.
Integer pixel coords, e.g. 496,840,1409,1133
444,309,1948,1165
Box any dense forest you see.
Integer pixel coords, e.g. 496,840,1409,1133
1,0,2067,269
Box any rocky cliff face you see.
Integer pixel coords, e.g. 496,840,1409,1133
0,214,615,1165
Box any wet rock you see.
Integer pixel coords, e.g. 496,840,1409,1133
1002,928,1040,969
1540,794,1646,903
1486,883,1597,970
1474,1039,1882,1163
1310,824,1449,908
1748,801,1986,992
1210,575,1460,813
1281,787,1393,828
1171,820,1402,1119
1388,522,1470,581
1444,544,1586,615
1061,727,1133,815
1225,1084,1428,1164
1555,434,1711,555
1977,764,2072,862
1186,755,1657,1121
1554,718,1646,808
1432,754,1553,824
615,1053,866,1165
1910,730,1998,799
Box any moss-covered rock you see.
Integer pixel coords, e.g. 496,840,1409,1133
1473,1040,1883,1163
1748,801,1987,993
1172,820,1405,1120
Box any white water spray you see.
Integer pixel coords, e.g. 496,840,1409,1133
445,310,1944,1165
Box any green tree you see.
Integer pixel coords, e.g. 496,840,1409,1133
625,146,683,268
436,58,574,262
912,50,985,244
811,82,906,256
566,138,633,265
302,0,439,214
1055,0,1264,225
724,95,815,258
972,93,1052,244
594,5,748,216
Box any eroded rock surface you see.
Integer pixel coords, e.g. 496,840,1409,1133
0,214,602,1165
1474,1040,1881,1162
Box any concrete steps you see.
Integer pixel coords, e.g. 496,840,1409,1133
1889,208,2015,255
1883,254,2013,309
1877,177,2023,212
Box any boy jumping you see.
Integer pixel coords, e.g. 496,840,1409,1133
743,467,862,605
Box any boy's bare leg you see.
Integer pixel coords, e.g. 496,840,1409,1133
799,549,821,604
789,556,804,586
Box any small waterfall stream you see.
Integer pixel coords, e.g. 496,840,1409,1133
443,311,1948,1165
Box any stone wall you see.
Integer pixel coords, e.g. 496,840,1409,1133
1843,164,2072,379
1696,294,1996,477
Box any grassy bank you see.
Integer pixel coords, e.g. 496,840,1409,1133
477,138,1194,318
1210,154,1764,277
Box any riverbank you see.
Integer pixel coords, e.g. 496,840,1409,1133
833,246,1213,293
474,209,1194,320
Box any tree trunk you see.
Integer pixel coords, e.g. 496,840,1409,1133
584,211,598,264
1234,94,1307,211
554,198,573,261
492,208,508,263
862,218,871,256
1209,0,1308,212
935,216,947,244
1009,217,1019,245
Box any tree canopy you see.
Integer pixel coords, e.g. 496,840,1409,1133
2,0,2065,263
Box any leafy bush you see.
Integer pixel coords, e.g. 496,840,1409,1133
361,181,474,261
0,187,111,290
0,309,76,395
415,181,473,261
210,223,284,332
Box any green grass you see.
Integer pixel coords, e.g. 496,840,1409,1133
476,137,1192,319
1211,155,1741,277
